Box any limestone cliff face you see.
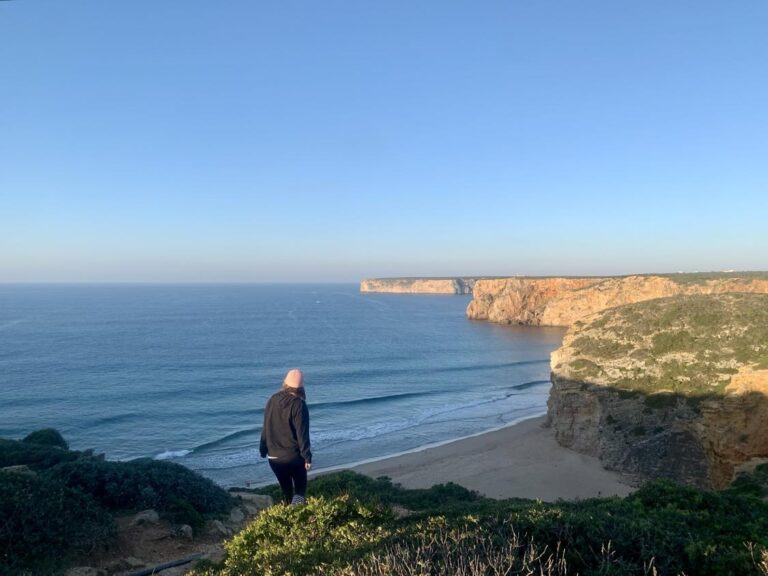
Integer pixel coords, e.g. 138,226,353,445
467,277,606,324
360,278,477,295
467,274,768,326
547,294,768,488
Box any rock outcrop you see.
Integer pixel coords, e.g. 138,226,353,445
467,277,607,324
547,293,768,488
361,277,478,295
467,273,768,326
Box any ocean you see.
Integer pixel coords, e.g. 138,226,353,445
0,284,565,487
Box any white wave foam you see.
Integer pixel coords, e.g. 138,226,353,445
311,392,528,446
315,410,548,476
155,449,192,460
182,447,262,470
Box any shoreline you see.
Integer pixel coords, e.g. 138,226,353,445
314,410,549,476
236,411,549,489
348,415,635,501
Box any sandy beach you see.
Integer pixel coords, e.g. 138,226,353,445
351,416,634,502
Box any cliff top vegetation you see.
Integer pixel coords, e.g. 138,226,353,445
553,293,768,397
655,271,768,285
6,432,768,574
192,470,768,576
1,429,232,575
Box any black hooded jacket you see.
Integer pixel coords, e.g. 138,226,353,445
259,388,312,463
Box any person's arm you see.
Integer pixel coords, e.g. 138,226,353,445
294,399,312,466
259,400,269,458
259,427,267,458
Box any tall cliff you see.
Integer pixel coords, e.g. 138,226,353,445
547,293,768,488
467,273,768,326
360,277,478,295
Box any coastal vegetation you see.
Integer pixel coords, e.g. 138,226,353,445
556,293,768,397
653,271,768,285
0,429,232,575
4,433,768,574
192,470,768,576
548,293,768,489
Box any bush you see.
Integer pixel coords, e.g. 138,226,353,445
47,457,232,515
506,481,768,576
2,431,232,518
166,496,206,534
729,462,768,498
254,470,481,514
0,471,114,575
22,428,69,450
223,473,768,576
2,429,234,574
199,495,392,576
0,438,80,470
343,517,569,576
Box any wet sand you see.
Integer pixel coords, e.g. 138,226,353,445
351,416,634,501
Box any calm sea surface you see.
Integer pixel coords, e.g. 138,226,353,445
0,284,564,486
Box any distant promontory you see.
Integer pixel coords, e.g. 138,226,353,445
362,273,768,326
360,277,479,294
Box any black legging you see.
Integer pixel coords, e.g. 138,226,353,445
268,456,307,504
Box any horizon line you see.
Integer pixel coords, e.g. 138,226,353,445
1,270,767,286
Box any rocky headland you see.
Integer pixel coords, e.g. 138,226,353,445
360,277,478,294
363,272,768,489
547,293,768,489
467,272,768,326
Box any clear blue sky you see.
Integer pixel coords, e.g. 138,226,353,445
1,1,766,282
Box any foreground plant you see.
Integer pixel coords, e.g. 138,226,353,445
193,472,768,576
340,516,568,576
194,495,392,576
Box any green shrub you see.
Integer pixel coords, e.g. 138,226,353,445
2,431,231,517
729,463,768,498
506,481,768,576
254,470,480,514
651,330,697,355
570,358,602,378
201,474,768,576
1,429,234,574
22,428,69,450
209,495,392,575
166,496,206,534
571,335,631,358
47,457,232,515
568,294,768,396
642,392,678,410
343,516,569,576
0,438,80,470
0,471,114,575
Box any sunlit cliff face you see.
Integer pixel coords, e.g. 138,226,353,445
547,292,768,489
467,273,768,326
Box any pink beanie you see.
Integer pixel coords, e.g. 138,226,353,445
283,369,304,389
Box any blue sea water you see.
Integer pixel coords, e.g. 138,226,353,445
0,284,565,487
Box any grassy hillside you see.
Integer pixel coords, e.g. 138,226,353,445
191,470,768,576
657,271,768,285
558,293,768,397
5,430,768,575
0,430,232,575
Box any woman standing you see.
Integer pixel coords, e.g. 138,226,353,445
259,368,312,505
